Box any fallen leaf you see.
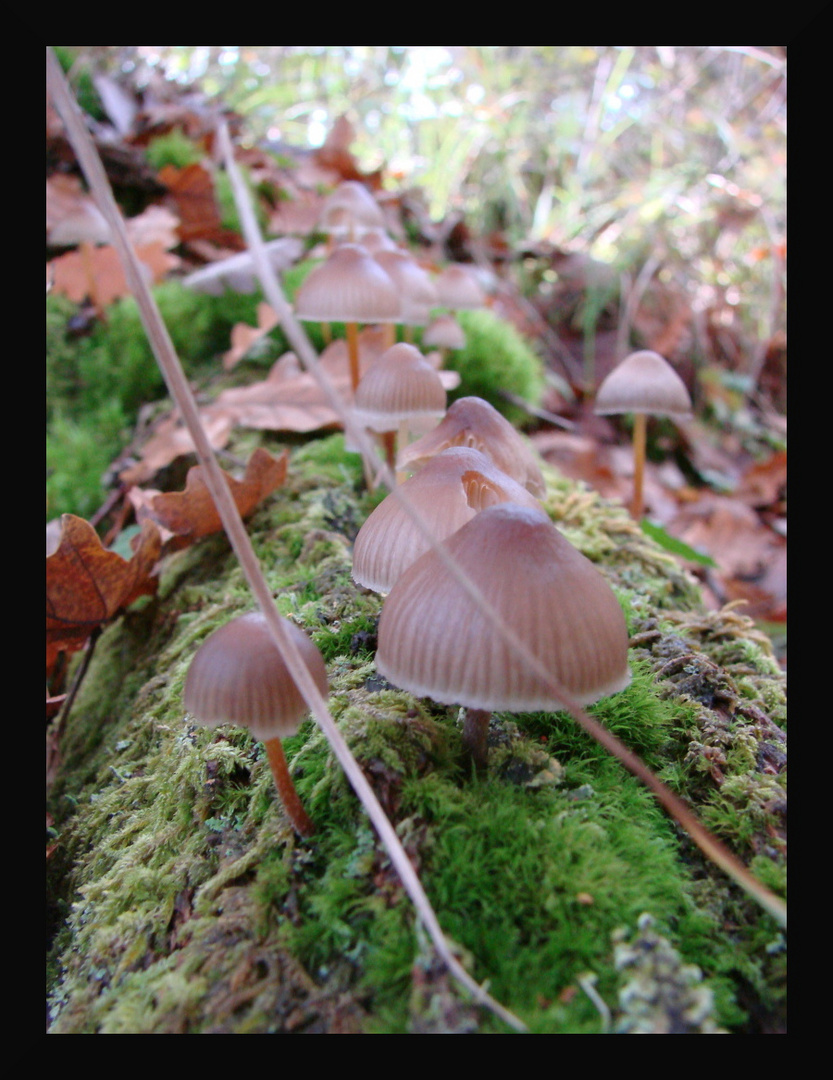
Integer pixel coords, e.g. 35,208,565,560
46,515,161,675
223,303,280,370
118,409,234,486
137,447,289,545
158,162,241,248
49,241,179,306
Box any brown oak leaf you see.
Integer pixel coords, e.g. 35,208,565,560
46,515,161,675
139,447,289,545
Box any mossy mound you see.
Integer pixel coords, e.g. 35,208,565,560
46,435,785,1034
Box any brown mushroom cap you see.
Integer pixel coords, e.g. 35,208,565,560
376,503,631,712
397,395,546,497
294,243,401,325
422,313,467,351
353,342,446,432
373,249,439,326
184,612,328,741
594,350,692,418
352,446,542,593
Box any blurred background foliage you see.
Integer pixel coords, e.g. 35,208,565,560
71,45,786,383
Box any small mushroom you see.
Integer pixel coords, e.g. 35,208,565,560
353,342,447,478
375,503,630,772
352,446,542,593
594,350,692,519
397,395,546,497
294,243,401,393
184,612,328,837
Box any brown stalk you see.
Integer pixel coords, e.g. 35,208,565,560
630,412,647,519
263,737,315,838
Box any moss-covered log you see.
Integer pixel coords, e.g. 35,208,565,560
46,436,786,1034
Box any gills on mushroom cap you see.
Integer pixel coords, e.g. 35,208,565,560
375,503,631,713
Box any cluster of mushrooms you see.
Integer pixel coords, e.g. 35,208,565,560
184,180,692,837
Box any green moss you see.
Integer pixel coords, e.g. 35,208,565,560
440,308,546,424
47,433,786,1034
144,130,204,172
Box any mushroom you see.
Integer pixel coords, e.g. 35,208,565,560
353,341,447,478
594,350,692,519
421,313,467,366
373,249,439,345
352,446,542,593
375,503,631,772
397,395,546,497
434,262,488,311
184,612,328,837
318,180,386,243
294,243,401,393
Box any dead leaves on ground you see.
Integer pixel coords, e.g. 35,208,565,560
47,447,289,681
47,515,161,676
131,447,288,547
532,423,786,626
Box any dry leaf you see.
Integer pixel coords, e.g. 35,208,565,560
137,447,289,544
46,515,161,674
223,303,280,370
118,409,234,487
49,241,179,306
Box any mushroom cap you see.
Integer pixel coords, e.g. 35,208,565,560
318,180,386,237
373,249,439,325
422,313,467,351
376,503,631,712
434,263,487,309
397,395,546,497
594,350,692,418
352,446,541,593
353,342,446,432
184,612,328,740
294,243,401,324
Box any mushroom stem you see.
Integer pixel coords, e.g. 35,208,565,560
263,736,315,837
461,708,492,775
346,321,360,393
630,412,647,520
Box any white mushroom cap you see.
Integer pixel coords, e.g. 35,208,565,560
376,503,631,712
434,263,487,309
294,243,401,325
318,180,386,237
594,350,693,418
184,613,328,741
397,395,546,497
352,446,542,593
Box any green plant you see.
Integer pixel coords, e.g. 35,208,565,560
440,308,545,424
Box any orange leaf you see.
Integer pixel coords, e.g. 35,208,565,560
49,241,178,306
223,303,280,370
46,515,161,674
141,447,289,543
